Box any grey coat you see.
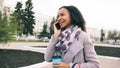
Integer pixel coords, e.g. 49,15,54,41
45,31,99,68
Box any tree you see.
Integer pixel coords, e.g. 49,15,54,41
14,2,23,36
0,13,8,43
39,22,49,38
22,0,35,36
0,12,17,43
112,30,118,42
100,28,105,42
49,17,55,38
8,13,18,39
107,31,112,39
118,32,120,39
107,30,120,43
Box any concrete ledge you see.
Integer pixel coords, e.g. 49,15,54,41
1,42,120,68
19,56,120,68
95,45,120,57
19,61,53,68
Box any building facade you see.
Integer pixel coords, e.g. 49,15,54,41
87,27,101,41
0,0,12,18
34,13,53,33
0,0,4,15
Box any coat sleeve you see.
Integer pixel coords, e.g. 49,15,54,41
69,36,99,68
44,35,59,62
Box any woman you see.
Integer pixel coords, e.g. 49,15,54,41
45,5,99,68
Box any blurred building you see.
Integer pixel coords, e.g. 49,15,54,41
34,13,53,33
0,0,4,15
0,0,12,18
3,6,11,15
87,27,101,41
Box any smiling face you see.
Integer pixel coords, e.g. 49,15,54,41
57,8,71,29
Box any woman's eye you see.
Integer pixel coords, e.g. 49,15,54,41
61,13,64,16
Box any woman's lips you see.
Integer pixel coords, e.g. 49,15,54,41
59,20,64,24
59,19,65,27
59,21,64,26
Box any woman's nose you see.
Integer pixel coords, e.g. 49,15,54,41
57,19,60,22
57,17,62,22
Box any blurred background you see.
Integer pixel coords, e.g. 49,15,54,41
0,0,120,68
0,0,120,44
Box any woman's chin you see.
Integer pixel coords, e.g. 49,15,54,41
61,26,67,30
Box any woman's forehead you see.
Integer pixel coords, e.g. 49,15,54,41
58,8,69,14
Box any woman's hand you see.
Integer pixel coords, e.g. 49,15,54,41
53,62,69,68
53,22,61,38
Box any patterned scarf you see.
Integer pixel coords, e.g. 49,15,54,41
55,25,81,55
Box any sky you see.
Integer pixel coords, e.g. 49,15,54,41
4,0,120,30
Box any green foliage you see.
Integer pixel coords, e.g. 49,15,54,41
0,0,35,43
0,13,9,43
49,17,55,38
8,13,18,38
15,2,23,13
39,22,49,38
22,0,35,36
100,28,105,42
42,22,47,33
39,17,56,39
0,13,17,43
14,2,23,36
13,0,35,37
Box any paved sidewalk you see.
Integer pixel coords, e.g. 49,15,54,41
98,56,120,68
0,42,47,53
0,42,120,68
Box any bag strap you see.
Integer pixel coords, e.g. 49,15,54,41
72,63,77,68
83,48,87,62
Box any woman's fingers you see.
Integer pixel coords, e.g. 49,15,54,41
53,62,61,68
52,62,69,68
53,62,61,65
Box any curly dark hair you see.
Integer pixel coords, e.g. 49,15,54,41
59,5,86,32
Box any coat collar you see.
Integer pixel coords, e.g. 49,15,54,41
63,40,84,63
